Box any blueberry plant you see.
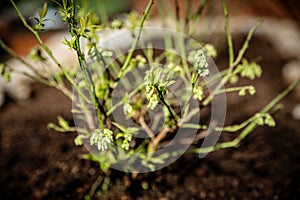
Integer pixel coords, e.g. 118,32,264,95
1,0,299,197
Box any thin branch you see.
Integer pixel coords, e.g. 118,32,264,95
139,115,155,142
10,0,87,101
115,0,154,84
152,127,171,149
155,85,178,125
0,39,48,84
193,77,300,154
69,0,105,128
233,18,263,67
221,0,234,67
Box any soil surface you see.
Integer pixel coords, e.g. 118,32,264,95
1,35,300,200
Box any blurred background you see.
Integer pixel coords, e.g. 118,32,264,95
0,0,299,57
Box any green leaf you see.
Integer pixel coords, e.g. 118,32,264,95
193,85,204,101
166,80,176,87
62,0,68,9
28,47,46,61
0,63,5,75
127,11,140,30
150,157,165,164
47,123,65,132
204,43,217,58
265,114,276,127
1,66,11,82
79,16,87,36
4,70,10,82
38,2,48,19
115,132,124,140
121,140,130,151
74,135,83,146
229,75,239,84
62,36,76,50
255,114,264,126
112,122,128,133
238,59,262,80
111,18,123,29
248,86,256,95
238,88,246,96
58,116,70,129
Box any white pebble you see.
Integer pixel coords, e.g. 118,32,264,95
292,104,300,120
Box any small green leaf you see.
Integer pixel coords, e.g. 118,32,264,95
166,80,176,87
3,68,11,82
265,114,276,127
62,36,76,50
193,85,204,101
115,132,124,140
58,116,70,129
248,86,256,95
37,2,48,20
74,135,83,146
112,122,128,133
62,0,67,9
0,62,10,82
0,63,5,75
238,88,246,96
28,47,46,61
127,11,140,30
229,75,239,84
204,43,217,58
150,157,165,164
136,55,147,67
255,114,264,126
111,19,123,29
79,17,86,36
141,181,149,190
238,59,262,80
121,140,130,151
47,123,65,132
147,143,154,154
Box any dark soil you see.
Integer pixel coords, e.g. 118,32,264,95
1,35,300,200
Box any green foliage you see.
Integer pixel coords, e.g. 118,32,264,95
2,0,299,197
29,2,51,32
204,44,217,58
110,18,123,29
238,86,256,96
113,122,137,151
28,48,46,61
47,116,75,132
127,11,141,31
144,66,175,110
0,63,11,82
55,0,71,22
255,113,276,127
74,135,84,146
237,59,262,80
193,85,204,101
122,93,135,118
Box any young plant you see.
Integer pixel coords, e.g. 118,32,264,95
1,0,299,197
